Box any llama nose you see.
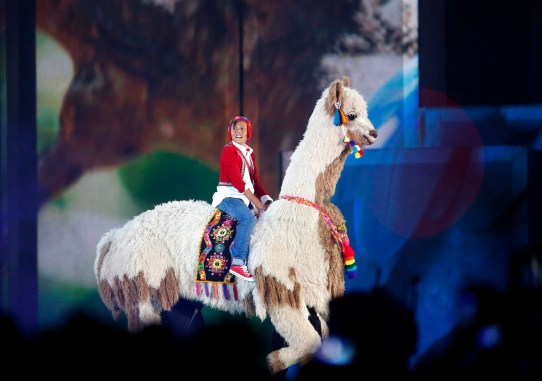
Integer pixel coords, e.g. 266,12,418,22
370,129,378,138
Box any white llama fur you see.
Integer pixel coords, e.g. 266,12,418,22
95,77,377,373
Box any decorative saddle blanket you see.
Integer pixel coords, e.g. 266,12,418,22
195,209,239,299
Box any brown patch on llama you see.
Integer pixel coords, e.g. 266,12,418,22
315,147,351,298
98,280,120,319
243,292,256,316
254,267,302,309
318,217,346,299
153,268,180,310
98,268,180,332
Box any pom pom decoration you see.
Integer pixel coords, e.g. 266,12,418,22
337,222,357,279
342,244,357,279
353,144,364,158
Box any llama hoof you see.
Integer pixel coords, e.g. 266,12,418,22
267,351,287,374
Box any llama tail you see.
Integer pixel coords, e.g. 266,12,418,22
94,229,122,320
95,229,117,280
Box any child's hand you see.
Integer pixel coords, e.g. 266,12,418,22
255,203,267,218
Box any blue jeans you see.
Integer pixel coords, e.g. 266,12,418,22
216,197,256,265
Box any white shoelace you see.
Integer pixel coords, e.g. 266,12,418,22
239,265,250,275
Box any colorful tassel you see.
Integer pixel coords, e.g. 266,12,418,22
343,244,355,261
334,102,348,126
213,283,219,298
354,145,363,158
339,108,348,125
334,108,342,126
232,284,238,301
346,265,357,279
222,283,230,300
341,237,357,279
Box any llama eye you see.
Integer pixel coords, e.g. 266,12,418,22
347,113,357,121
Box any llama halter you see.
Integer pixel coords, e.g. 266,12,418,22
334,99,364,158
281,195,357,279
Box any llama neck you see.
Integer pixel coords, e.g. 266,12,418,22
314,148,349,205
279,106,346,202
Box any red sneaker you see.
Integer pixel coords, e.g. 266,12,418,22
229,264,254,282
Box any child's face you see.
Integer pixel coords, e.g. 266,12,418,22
231,121,248,145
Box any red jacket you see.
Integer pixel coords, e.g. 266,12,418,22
217,143,269,199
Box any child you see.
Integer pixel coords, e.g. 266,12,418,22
211,116,273,281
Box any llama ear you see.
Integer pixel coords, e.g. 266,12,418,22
342,76,351,88
326,79,345,116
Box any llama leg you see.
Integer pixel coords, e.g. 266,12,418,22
309,308,329,339
138,299,162,327
270,306,324,378
271,307,323,350
267,305,323,374
161,298,205,339
307,307,323,337
318,314,329,339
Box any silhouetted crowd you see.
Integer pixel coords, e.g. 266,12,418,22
1,248,540,380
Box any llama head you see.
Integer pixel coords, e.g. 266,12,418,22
324,76,378,149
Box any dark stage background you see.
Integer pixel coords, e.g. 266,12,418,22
2,0,541,377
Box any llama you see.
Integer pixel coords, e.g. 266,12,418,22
94,76,378,373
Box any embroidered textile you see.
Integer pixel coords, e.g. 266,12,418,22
195,209,239,299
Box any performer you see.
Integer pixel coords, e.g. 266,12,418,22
211,116,273,281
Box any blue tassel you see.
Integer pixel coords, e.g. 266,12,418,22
334,109,342,126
